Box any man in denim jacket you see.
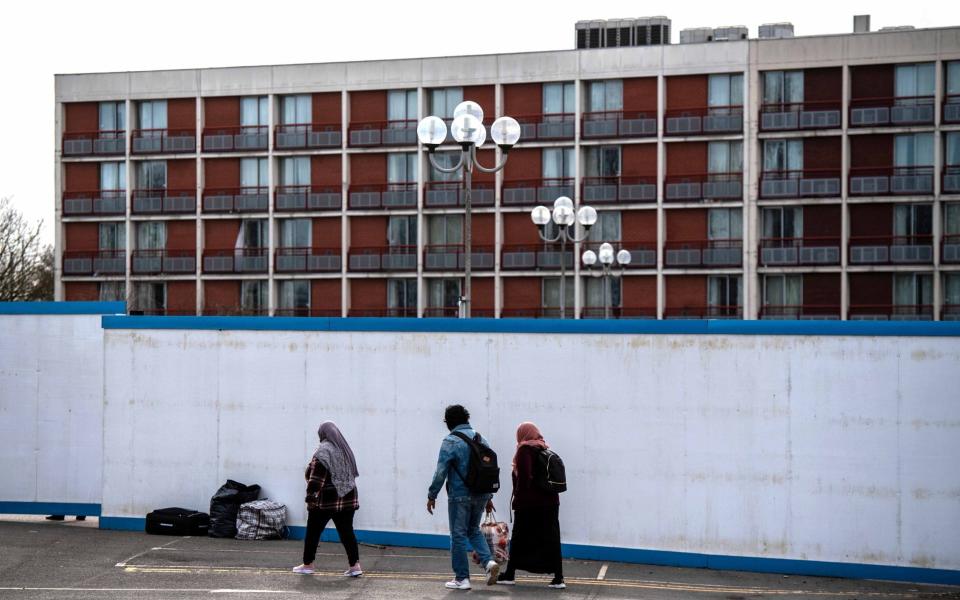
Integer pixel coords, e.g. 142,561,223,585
427,404,500,590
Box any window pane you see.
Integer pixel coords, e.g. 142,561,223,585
894,135,914,167
240,97,261,126
763,141,783,171
762,208,781,239
916,63,935,96
708,209,729,239
945,274,960,304
99,282,125,302
948,62,960,95
764,275,784,305
763,72,783,105
588,81,605,112
729,74,743,105
787,140,804,171
914,205,933,235
407,90,418,121
708,74,730,106
99,102,116,130
915,133,934,166
785,71,804,103
543,83,562,114
543,148,562,178
946,203,960,235
542,277,574,308
137,222,166,250
709,141,731,173
564,83,575,113
605,80,623,111
894,274,916,306
101,163,119,190
280,219,310,247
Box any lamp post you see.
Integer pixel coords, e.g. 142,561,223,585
582,243,632,319
529,197,597,319
417,102,521,318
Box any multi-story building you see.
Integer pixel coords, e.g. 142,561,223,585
54,21,960,320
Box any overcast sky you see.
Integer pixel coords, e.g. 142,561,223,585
0,0,954,244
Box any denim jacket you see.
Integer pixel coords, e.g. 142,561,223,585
427,424,491,501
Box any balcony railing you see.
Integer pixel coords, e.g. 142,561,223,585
501,307,576,319
849,96,935,127
500,244,574,270
202,125,268,152
501,178,574,207
348,120,417,147
760,169,841,199
275,185,341,212
275,123,342,149
202,248,268,273
423,181,495,208
131,189,196,214
663,305,742,319
943,166,960,195
62,130,125,156
202,187,269,213
943,235,960,263
514,113,575,142
274,247,342,273
348,308,417,317
131,128,196,154
581,306,657,319
274,308,343,317
759,305,841,320
759,101,842,131
848,235,934,265
759,237,841,266
202,306,268,317
945,96,960,124
127,308,195,316
664,239,742,268
62,250,125,275
849,304,933,320
347,245,417,272
581,110,657,139
943,304,960,321
665,172,742,202
581,176,656,204
62,189,125,216
348,182,417,210
131,249,196,274
423,244,495,271
583,240,657,268
848,166,934,196
664,105,743,136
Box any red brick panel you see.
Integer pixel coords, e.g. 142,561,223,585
802,273,841,306
167,221,196,250
64,163,99,191
463,86,495,117
167,281,196,315
65,103,99,133
65,282,98,301
350,154,386,184
804,67,842,103
204,97,240,128
849,203,893,237
849,273,892,306
622,211,658,243
851,64,894,100
349,216,388,246
502,277,541,309
167,98,196,130
204,158,240,188
312,280,341,312
622,145,657,177
313,92,342,127
622,276,657,310
503,83,542,117
65,222,99,250
312,155,342,186
204,281,240,313
350,279,386,310
474,149,496,184
503,148,540,182
503,213,541,245
168,159,197,189
803,137,841,171
665,275,706,309
350,90,386,123
623,77,658,113
473,214,495,246
472,278,495,314
850,135,893,169
803,204,842,238
313,217,342,247
666,209,707,241
666,75,708,110
204,220,240,248
666,142,707,176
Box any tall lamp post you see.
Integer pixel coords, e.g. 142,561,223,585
417,102,521,318
582,243,632,319
529,197,597,319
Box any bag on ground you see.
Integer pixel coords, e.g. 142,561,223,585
472,511,509,565
450,431,500,494
145,507,209,536
534,448,567,493
209,479,261,538
235,499,287,540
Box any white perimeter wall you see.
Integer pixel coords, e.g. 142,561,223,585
100,329,960,570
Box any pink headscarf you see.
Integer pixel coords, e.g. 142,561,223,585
512,422,548,474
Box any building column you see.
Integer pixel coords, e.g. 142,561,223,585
341,90,350,317
933,59,944,320
53,101,64,301
656,74,665,319
840,64,851,320
124,98,133,311
743,53,759,320
267,93,277,316
195,93,203,316
416,86,425,318
494,82,504,318
573,78,583,319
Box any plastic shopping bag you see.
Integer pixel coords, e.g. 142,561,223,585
472,511,509,565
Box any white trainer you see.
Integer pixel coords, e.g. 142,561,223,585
292,564,314,575
343,563,363,577
445,579,471,590
485,561,501,586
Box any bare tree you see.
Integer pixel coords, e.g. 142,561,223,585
0,197,46,301
27,245,54,301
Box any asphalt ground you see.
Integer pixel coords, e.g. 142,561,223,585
0,517,957,600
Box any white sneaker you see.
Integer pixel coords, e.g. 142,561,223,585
343,563,363,577
292,564,314,575
445,579,471,590
548,580,567,589
485,561,501,586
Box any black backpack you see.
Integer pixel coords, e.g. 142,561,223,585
534,449,567,493
451,431,501,494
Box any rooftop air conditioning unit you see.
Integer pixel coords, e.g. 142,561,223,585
575,16,671,48
679,27,713,44
759,23,795,39
879,25,915,31
712,26,748,41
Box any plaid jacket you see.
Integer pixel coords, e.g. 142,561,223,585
305,457,359,512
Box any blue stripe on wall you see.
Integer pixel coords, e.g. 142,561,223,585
0,301,125,315
99,315,960,337
0,501,101,516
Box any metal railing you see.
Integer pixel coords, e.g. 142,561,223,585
131,189,196,214
202,187,269,213
580,306,657,319
513,113,576,142
758,100,842,131
848,235,934,265
275,185,341,212
581,110,657,138
500,307,576,319
347,245,418,272
131,249,196,274
423,244,495,271
348,182,417,210
943,234,960,263
348,119,418,147
500,244,575,270
759,169,842,199
664,105,743,136
202,125,268,152
275,123,342,149
944,95,960,124
581,176,657,204
62,249,126,275
664,172,742,202
759,305,841,320
848,304,933,320
62,130,125,156
202,248,269,273
62,189,126,216
347,308,418,317
849,95,936,127
423,181,495,208
848,166,934,196
943,166,960,195
274,308,343,317
501,177,575,207
202,306,269,317
664,239,743,268
758,237,842,266
131,128,196,154
274,247,342,273
663,305,742,319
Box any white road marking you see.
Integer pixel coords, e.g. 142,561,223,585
210,591,298,594
597,563,609,580
115,536,187,567
0,588,297,595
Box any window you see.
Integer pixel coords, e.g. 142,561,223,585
427,278,461,310
388,89,418,122
100,162,126,191
945,274,960,308
138,100,167,130
241,281,268,314
543,82,575,115
387,279,417,311
388,153,417,183
893,204,932,239
584,146,620,178
542,277,575,311
709,141,743,174
894,133,934,167
135,282,166,313
763,274,802,308
762,139,802,173
239,219,267,249
99,102,125,132
895,63,935,98
586,80,623,113
762,71,803,106
99,223,125,250
281,95,311,125
427,215,462,245
708,208,743,240
136,222,166,250
708,74,743,108
241,158,268,188
241,96,269,127
278,280,310,311
948,62,960,96
893,273,932,307
388,215,417,247
543,148,574,180
762,207,803,240
584,277,621,309
947,133,960,167
137,161,166,189
946,203,960,235
429,88,463,119
278,219,310,248
280,157,310,186
587,211,622,243
99,282,125,302
708,275,742,310
428,151,463,182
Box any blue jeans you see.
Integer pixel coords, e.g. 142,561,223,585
447,495,493,580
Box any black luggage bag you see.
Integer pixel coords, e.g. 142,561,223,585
145,507,210,536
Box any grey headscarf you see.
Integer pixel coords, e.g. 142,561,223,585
312,422,359,497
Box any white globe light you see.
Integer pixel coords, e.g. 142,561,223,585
553,196,573,210
553,205,575,227
598,242,615,265
577,205,598,227
490,116,521,147
617,249,632,265
473,121,487,147
417,116,447,146
531,205,551,226
453,101,484,124
451,114,484,145
582,250,597,266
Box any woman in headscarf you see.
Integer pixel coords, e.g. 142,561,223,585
293,421,362,577
496,422,565,589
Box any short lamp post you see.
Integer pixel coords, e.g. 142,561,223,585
530,197,597,319
417,102,521,318
582,243,632,320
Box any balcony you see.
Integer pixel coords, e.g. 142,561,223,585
665,106,743,136
943,304,960,321
348,120,417,147
665,172,742,202
664,239,742,268
941,235,960,263
500,244,574,270
583,241,657,269
131,129,196,154
131,249,196,274
760,170,841,199
759,305,841,320
348,182,416,210
275,185,341,212
62,130,125,156
202,187,269,213
423,307,496,318
581,111,656,139
202,248,268,273
514,114,575,142
128,308,195,316
848,235,934,265
274,308,342,317
501,178,574,207
348,308,417,317
62,190,125,216
581,177,656,204
202,306,268,317
62,250,125,276
347,246,417,272
581,306,657,319
759,101,842,131
759,238,841,266
202,126,268,152
423,181,494,208
501,307,575,319
274,247,341,273
131,189,196,214
664,305,742,319
849,96,935,127
848,166,934,196
422,244,495,271
945,96,960,124
849,304,933,320
275,123,341,150
944,167,960,195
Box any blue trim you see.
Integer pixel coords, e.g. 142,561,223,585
99,516,145,531
99,315,960,337
0,501,101,516
0,301,125,315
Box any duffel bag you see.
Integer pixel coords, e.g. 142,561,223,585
145,507,209,536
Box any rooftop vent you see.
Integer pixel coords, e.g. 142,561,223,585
576,16,671,49
879,25,915,31
759,23,795,39
853,14,870,33
679,25,748,44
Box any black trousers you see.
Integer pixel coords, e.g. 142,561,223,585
503,505,563,579
303,508,359,566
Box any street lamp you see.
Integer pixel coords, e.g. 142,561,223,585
582,242,631,319
530,197,597,319
418,101,521,318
